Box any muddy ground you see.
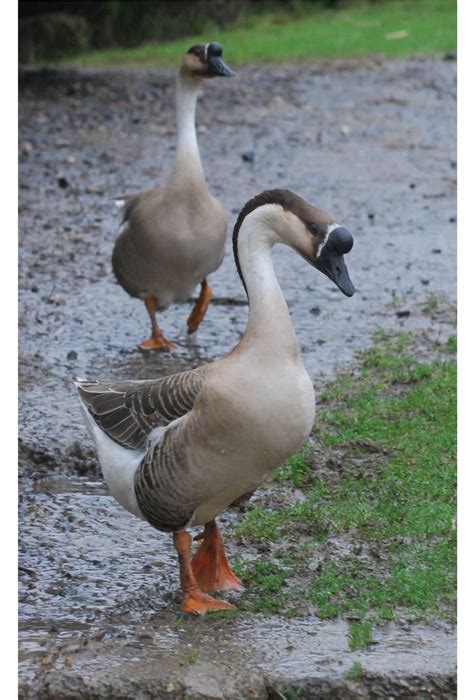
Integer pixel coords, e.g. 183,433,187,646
19,57,456,698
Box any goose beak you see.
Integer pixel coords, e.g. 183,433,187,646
207,56,235,77
315,226,355,297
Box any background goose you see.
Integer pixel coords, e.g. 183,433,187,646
76,189,355,614
112,43,235,350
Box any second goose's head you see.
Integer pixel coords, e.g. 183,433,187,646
233,189,355,297
180,43,235,81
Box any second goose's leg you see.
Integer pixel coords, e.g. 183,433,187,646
173,530,232,614
192,519,243,592
139,296,177,351
187,280,213,334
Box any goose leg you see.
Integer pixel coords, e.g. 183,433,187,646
191,519,244,592
173,530,233,614
187,280,213,334
139,296,177,351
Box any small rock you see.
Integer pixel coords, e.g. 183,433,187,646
444,50,457,61
67,350,78,361
421,279,430,286
86,185,103,195
241,150,255,163
22,141,33,156
340,124,351,136
385,29,409,40
409,183,416,189
310,306,321,316
57,176,69,189
396,310,410,318
431,248,442,254
449,215,456,223
66,156,76,165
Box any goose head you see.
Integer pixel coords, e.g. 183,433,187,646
233,189,355,297
180,42,235,80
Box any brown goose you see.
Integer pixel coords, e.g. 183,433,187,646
76,189,355,614
112,43,234,350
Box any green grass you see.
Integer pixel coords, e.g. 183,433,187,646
59,0,456,68
234,332,456,627
186,649,199,665
349,621,374,651
347,661,365,679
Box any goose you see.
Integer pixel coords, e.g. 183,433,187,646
112,43,235,351
76,189,355,614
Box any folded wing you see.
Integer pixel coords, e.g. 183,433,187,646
76,368,205,451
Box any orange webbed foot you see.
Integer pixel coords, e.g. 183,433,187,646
192,521,244,592
180,589,233,615
138,336,177,351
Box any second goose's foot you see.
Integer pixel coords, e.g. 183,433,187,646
192,520,244,592
187,280,212,334
173,530,233,615
139,334,177,352
141,296,177,351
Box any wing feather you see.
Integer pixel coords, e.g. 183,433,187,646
75,368,205,451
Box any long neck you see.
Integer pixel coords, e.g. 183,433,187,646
169,74,206,187
237,216,301,358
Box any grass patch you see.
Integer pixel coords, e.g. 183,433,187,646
186,649,199,665
349,621,374,650
234,332,456,625
59,0,455,68
347,661,365,679
276,443,313,487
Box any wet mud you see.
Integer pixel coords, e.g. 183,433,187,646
19,57,456,697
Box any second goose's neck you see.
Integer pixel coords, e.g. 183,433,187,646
169,74,205,187
237,214,301,359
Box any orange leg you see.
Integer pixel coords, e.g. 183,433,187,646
187,280,213,335
139,296,177,351
173,530,233,615
191,520,244,592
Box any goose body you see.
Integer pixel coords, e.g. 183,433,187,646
112,43,234,350
77,189,355,613
113,185,227,308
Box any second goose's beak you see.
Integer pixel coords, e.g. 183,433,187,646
315,226,355,297
206,43,235,77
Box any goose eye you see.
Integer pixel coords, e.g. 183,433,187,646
307,223,320,236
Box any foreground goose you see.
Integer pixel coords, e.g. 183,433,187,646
112,43,234,351
76,189,355,614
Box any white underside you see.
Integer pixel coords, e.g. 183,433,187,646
78,399,145,519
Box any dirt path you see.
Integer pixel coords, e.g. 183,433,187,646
19,57,456,698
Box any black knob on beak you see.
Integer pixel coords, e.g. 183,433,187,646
331,227,353,255
208,43,223,57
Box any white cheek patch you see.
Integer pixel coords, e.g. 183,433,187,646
317,222,340,258
204,43,209,61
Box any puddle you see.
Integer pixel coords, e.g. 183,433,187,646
31,476,108,495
